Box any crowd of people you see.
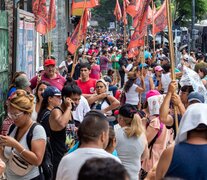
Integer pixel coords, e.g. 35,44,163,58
0,31,207,180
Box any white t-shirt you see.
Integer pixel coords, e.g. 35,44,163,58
125,84,139,105
115,128,145,180
72,96,90,123
4,124,46,180
161,73,171,93
56,148,121,180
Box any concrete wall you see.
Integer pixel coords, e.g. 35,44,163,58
50,0,68,65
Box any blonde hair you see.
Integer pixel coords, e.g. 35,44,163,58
9,89,34,113
124,114,145,138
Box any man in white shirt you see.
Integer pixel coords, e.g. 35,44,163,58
56,111,121,180
72,95,90,123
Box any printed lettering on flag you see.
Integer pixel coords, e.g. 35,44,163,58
152,0,167,35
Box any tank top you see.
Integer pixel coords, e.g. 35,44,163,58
165,142,207,179
50,107,67,165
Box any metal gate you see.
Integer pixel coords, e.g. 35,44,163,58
0,11,8,125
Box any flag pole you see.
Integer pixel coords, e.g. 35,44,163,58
139,36,145,110
152,0,156,52
124,24,127,49
70,1,87,78
166,0,179,132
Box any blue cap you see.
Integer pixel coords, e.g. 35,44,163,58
42,86,61,99
188,92,205,103
139,63,148,69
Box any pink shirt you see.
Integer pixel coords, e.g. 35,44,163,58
90,64,101,80
30,73,66,90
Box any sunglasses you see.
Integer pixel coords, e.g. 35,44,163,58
8,112,24,119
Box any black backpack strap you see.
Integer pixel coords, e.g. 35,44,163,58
7,124,16,136
26,123,38,150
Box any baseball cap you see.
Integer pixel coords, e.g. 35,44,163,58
139,63,149,69
119,104,137,118
37,66,44,73
146,90,160,100
42,86,61,99
188,92,205,103
155,66,163,72
160,56,170,62
44,59,56,67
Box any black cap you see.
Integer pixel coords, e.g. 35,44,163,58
119,104,137,118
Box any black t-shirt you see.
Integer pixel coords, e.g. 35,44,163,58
119,57,128,71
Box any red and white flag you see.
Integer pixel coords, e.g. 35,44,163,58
32,0,48,35
152,0,167,35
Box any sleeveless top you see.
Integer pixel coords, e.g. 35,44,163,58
50,107,67,164
165,142,207,179
136,75,150,103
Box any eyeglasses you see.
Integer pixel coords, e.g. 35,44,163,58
96,86,104,89
8,112,24,119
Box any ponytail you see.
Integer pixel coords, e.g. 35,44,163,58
124,114,145,138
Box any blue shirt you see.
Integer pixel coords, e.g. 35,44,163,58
165,142,207,179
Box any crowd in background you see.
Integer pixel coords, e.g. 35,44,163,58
0,31,207,180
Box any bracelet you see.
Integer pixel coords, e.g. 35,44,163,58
20,148,26,155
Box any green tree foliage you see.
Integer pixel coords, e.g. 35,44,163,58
91,0,117,28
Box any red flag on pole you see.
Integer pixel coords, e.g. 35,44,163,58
72,0,99,10
67,9,89,54
152,0,167,35
32,0,48,35
48,0,56,32
128,0,151,49
114,0,122,21
123,0,128,25
126,0,140,17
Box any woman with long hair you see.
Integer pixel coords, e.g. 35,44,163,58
124,71,145,108
115,104,148,180
31,81,50,121
37,86,62,136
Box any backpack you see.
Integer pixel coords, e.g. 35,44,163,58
8,123,53,180
146,116,163,159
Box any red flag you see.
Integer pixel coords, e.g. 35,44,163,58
32,0,48,35
72,0,99,10
126,0,140,17
114,0,122,21
128,0,151,49
48,0,56,32
67,9,89,54
123,0,128,25
128,47,139,58
152,0,167,35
